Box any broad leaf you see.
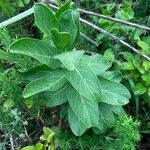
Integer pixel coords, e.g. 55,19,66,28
94,103,124,133
98,71,122,83
99,78,130,105
54,50,84,70
68,106,87,136
34,3,58,36
67,86,99,128
59,9,78,48
65,63,102,101
23,70,66,98
43,84,69,107
97,103,115,128
21,65,51,81
9,38,60,68
55,1,71,19
51,28,71,51
80,54,111,75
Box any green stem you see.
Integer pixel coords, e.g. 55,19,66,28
0,8,34,29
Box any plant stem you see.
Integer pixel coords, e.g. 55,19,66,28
0,8,34,28
78,8,150,31
80,18,150,61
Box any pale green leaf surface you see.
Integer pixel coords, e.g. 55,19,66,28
68,106,87,136
59,9,77,47
21,65,51,81
55,1,71,19
67,86,99,128
23,70,66,98
34,3,58,36
98,104,115,127
54,50,84,70
51,29,71,51
65,63,102,101
98,71,122,83
9,38,60,68
80,54,111,75
99,78,130,105
44,84,69,107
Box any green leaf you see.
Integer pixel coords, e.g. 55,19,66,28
21,65,51,81
0,50,15,62
55,1,71,19
65,63,102,101
54,50,84,70
99,78,130,105
23,70,66,98
43,127,54,141
133,83,147,96
9,38,60,68
35,143,43,150
51,28,71,51
67,86,99,128
21,146,35,150
120,62,135,70
121,52,133,62
80,54,111,75
104,49,115,63
44,84,69,107
116,2,134,20
99,71,122,83
142,73,150,85
34,3,58,36
138,41,150,55
98,103,115,127
59,9,78,48
68,106,87,136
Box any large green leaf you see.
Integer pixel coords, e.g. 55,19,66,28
59,9,78,49
80,54,111,75
65,63,102,101
96,103,115,129
98,71,122,83
34,3,58,36
94,103,124,133
23,70,66,98
99,78,130,105
55,1,71,19
51,29,71,51
54,50,84,71
21,65,51,81
43,84,69,107
67,86,99,128
9,38,60,68
68,106,87,136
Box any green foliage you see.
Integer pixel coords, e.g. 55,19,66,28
21,127,55,150
54,115,140,150
109,115,141,150
9,2,131,136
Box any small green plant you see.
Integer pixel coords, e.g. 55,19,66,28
21,127,55,150
9,1,131,136
108,114,141,150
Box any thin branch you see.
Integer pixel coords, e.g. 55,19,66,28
80,18,150,61
80,32,98,47
9,133,15,150
0,8,34,28
79,8,150,31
